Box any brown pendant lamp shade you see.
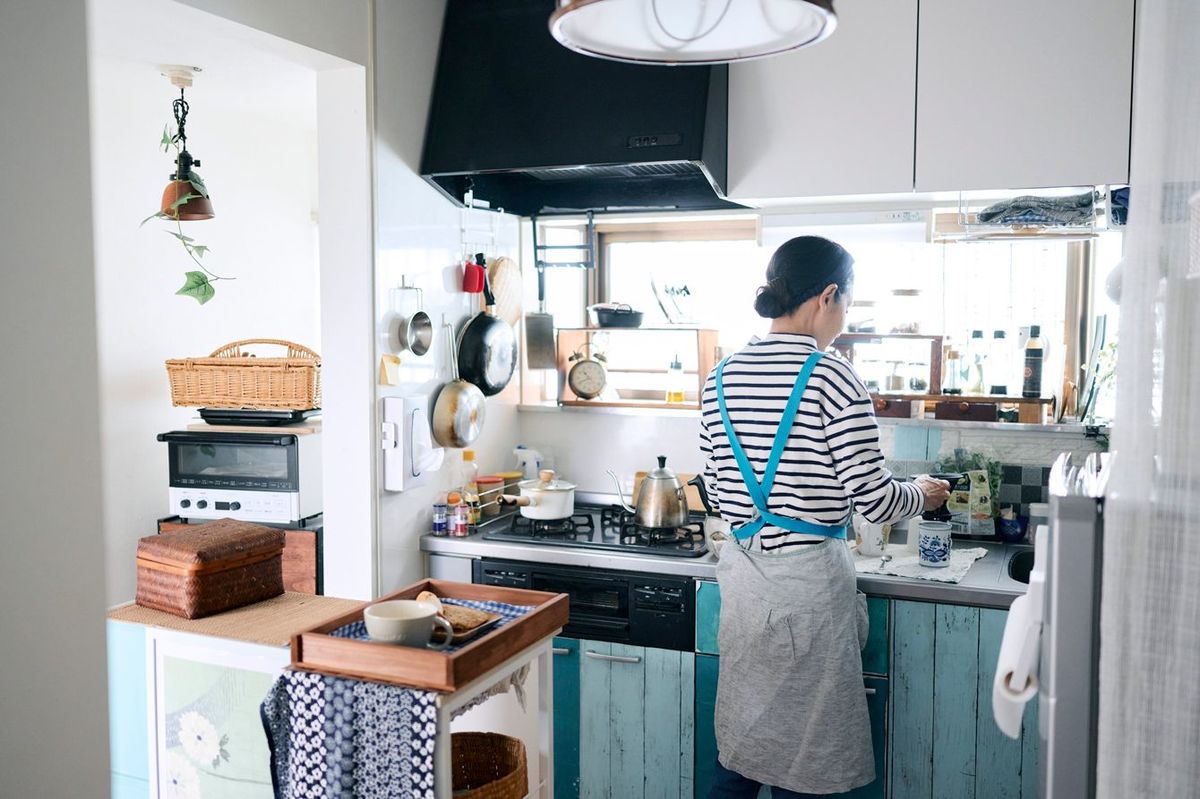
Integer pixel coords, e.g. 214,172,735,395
161,178,214,220
160,87,214,220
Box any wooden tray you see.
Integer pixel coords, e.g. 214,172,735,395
290,579,568,692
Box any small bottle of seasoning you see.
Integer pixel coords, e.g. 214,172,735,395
451,502,470,537
465,492,481,531
431,502,449,536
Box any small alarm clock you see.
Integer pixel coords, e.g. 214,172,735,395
567,345,607,400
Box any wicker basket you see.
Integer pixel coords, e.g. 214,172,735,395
450,732,528,799
165,339,321,409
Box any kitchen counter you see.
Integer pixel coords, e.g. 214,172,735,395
421,532,1028,610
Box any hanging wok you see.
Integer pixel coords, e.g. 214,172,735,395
458,255,518,396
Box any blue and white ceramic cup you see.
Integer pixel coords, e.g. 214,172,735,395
918,521,953,568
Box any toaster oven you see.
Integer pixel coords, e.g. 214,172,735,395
156,430,322,524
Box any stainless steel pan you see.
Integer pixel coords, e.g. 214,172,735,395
432,322,485,448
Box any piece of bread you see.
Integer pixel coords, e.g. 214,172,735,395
442,604,492,632
416,590,443,614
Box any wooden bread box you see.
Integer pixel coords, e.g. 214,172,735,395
136,519,285,619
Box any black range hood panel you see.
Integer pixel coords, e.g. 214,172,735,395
420,0,739,217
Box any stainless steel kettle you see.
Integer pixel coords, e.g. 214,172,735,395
607,455,689,529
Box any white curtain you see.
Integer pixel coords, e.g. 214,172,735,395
1098,1,1200,796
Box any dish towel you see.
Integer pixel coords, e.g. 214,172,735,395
853,547,988,583
260,669,438,799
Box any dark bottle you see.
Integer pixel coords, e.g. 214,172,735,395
1022,324,1045,398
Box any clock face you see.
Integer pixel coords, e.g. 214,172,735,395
568,359,607,399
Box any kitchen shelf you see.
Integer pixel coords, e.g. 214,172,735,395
556,327,718,408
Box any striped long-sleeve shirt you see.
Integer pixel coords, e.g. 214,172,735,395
699,332,923,552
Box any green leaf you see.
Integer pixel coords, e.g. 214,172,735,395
191,244,209,258
170,193,199,211
140,210,167,227
160,125,172,152
165,230,195,243
176,271,215,305
187,170,209,198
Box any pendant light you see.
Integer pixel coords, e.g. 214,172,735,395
159,69,213,220
549,0,837,65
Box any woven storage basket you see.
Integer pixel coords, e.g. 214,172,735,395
165,338,321,409
450,732,528,799
136,519,285,619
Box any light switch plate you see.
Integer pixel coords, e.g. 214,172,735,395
382,396,443,492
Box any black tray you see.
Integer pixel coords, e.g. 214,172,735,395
198,408,321,426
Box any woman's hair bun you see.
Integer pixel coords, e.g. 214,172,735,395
754,284,787,318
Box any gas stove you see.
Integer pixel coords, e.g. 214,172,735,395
481,502,708,558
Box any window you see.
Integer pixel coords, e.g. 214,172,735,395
528,212,1119,424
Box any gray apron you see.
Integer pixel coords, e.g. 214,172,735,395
714,540,873,794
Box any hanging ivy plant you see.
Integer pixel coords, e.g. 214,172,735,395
143,110,234,305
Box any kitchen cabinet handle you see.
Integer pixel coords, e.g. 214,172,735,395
864,687,877,696
552,647,572,656
585,650,642,664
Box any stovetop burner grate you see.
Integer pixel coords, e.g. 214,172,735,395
510,512,596,538
480,504,708,558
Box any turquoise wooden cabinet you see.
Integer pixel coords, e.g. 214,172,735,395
844,677,889,799
578,640,695,799
890,601,1040,798
108,620,150,799
553,636,582,799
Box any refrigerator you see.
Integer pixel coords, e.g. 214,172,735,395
1039,451,1108,798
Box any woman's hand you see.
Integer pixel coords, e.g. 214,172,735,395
913,475,951,511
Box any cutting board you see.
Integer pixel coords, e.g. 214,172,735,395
633,471,705,513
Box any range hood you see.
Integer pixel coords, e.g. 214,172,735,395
420,0,741,217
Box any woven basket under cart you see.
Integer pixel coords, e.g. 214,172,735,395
450,732,528,799
165,338,321,409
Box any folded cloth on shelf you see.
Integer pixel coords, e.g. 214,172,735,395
976,191,1098,227
328,598,533,653
261,669,438,799
853,547,988,583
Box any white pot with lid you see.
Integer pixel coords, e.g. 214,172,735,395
500,469,576,520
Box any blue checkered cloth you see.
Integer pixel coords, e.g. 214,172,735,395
331,598,533,654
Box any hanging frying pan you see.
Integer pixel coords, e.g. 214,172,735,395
433,323,486,448
458,254,518,396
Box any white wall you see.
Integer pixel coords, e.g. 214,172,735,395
0,2,111,795
372,0,523,594
89,1,323,603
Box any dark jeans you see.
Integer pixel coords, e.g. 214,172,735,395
707,759,829,799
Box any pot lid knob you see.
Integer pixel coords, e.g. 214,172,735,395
649,455,676,479
538,469,556,484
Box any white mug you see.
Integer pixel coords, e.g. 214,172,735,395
363,599,454,649
853,514,891,557
917,521,953,568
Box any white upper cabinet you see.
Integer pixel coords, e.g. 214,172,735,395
914,0,1135,192
726,0,919,202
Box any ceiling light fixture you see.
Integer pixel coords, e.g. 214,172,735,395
549,0,837,65
159,66,214,220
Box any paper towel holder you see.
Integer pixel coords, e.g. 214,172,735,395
382,396,443,491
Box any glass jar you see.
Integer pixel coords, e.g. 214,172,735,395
887,289,922,334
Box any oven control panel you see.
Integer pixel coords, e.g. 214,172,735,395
168,487,302,524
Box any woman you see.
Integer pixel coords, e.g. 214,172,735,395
699,236,950,798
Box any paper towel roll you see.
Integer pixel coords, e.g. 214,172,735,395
992,592,1041,739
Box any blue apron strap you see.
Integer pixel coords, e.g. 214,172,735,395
716,351,846,543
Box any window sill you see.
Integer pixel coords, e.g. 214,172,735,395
518,402,1107,436
518,402,700,419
